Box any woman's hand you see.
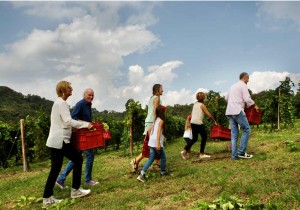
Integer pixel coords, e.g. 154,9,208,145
87,123,94,130
156,145,161,150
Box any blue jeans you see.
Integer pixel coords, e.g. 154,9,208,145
57,149,94,182
141,147,166,174
227,111,251,160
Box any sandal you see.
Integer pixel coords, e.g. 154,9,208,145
130,158,138,172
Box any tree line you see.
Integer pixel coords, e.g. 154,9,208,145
0,77,299,169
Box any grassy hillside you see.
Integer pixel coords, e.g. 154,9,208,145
0,86,53,124
1,122,300,209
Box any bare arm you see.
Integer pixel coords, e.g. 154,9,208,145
200,104,217,125
156,120,164,150
153,96,160,122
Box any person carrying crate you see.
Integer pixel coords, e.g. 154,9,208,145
56,88,99,189
225,72,259,160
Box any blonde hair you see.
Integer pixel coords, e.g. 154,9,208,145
196,92,206,103
56,81,71,97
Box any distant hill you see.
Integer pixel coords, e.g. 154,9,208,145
0,86,53,125
0,86,193,125
0,86,127,125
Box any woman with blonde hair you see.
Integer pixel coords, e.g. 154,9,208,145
42,81,93,208
181,92,217,160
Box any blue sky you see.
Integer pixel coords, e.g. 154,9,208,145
0,1,300,111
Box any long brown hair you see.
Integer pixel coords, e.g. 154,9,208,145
153,104,166,136
152,84,162,95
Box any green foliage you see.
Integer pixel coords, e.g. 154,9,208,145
167,103,193,119
0,86,53,125
293,81,300,118
190,192,278,210
12,196,76,209
165,114,185,142
252,77,296,130
276,77,295,127
25,108,50,162
0,121,18,168
12,196,43,209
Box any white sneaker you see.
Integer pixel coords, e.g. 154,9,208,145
42,196,62,208
238,152,253,159
137,174,146,182
199,154,211,159
71,188,91,198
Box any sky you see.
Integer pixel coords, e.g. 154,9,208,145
0,1,300,112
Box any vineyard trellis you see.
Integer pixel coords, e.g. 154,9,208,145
0,77,299,169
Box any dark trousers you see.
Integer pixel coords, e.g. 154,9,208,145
43,142,83,198
184,124,207,153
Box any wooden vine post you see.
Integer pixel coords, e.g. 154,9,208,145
277,90,281,130
20,119,29,172
129,115,133,155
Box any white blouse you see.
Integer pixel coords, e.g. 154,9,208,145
46,97,89,149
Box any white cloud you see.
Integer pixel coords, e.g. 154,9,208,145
0,3,161,111
256,2,300,32
248,71,300,93
163,89,194,106
106,60,184,111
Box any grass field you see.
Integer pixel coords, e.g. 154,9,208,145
1,121,300,209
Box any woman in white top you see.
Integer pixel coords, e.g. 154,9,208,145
43,81,93,208
137,105,167,182
181,92,217,160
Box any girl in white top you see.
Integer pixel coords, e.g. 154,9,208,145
137,105,167,182
183,115,192,156
180,92,217,160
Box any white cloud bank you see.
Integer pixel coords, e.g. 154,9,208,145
248,71,300,94
1,2,300,112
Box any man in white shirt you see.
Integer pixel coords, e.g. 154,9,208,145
225,72,259,160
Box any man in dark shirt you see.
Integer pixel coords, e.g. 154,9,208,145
56,88,99,188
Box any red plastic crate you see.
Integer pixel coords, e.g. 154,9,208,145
72,122,104,150
244,106,263,125
210,125,231,140
141,133,160,159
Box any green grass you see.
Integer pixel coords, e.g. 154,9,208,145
1,121,300,209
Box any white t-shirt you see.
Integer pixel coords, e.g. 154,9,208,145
148,117,165,148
